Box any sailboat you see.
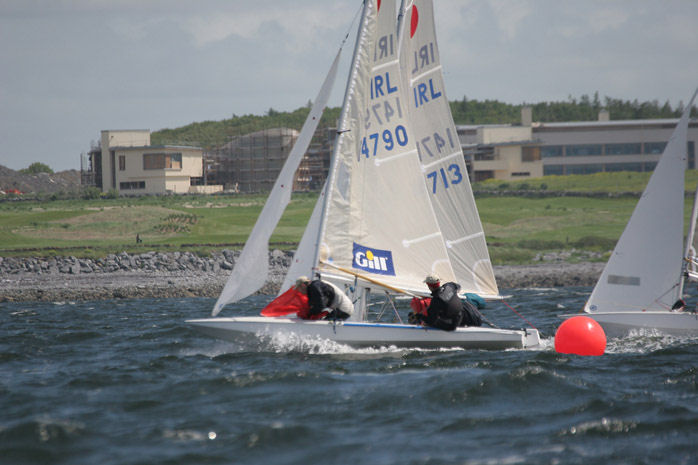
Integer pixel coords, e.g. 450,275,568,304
560,88,698,337
187,0,541,350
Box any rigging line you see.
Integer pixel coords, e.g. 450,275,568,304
652,281,681,310
501,300,538,331
341,2,365,47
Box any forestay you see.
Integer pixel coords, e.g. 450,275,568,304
585,89,698,313
398,0,499,298
317,0,456,296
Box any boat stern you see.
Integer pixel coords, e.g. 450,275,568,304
523,328,542,349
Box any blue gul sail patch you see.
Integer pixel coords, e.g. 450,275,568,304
352,243,395,276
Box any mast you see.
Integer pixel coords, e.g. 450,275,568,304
312,0,373,276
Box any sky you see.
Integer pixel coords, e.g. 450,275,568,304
1,0,697,172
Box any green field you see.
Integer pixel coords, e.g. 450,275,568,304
1,172,695,264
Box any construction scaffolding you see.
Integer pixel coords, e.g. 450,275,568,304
205,126,335,193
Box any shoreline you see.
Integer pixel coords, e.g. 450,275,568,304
0,257,604,303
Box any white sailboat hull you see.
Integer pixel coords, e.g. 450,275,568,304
560,311,698,338
186,317,541,350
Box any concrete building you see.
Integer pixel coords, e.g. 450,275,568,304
533,117,697,175
458,108,698,182
83,130,219,195
459,110,543,181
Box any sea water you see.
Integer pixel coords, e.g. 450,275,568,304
1,287,696,465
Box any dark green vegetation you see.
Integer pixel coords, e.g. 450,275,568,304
2,172,697,264
18,162,54,175
150,95,697,150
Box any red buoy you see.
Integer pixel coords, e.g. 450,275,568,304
555,316,606,356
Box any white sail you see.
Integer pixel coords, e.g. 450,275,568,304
280,184,326,293
585,89,698,314
398,0,498,298
211,51,342,316
316,0,456,296
684,186,698,281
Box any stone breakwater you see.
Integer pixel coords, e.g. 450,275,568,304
0,251,604,303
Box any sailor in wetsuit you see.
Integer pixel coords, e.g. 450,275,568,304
410,274,483,331
294,276,354,320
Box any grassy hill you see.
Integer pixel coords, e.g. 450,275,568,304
2,172,697,264
150,95,694,150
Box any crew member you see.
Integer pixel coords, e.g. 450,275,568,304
409,274,482,330
294,276,354,320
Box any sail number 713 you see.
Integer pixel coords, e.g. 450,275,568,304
426,164,463,193
360,125,408,160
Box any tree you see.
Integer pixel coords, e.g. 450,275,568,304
20,162,54,174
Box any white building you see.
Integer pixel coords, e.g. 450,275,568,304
84,130,221,195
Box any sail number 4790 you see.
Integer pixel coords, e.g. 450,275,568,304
426,164,463,193
360,125,409,160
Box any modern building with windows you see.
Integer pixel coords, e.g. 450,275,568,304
82,130,220,195
456,109,698,182
532,117,697,176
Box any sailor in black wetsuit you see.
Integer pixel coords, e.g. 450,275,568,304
412,274,482,331
294,276,354,320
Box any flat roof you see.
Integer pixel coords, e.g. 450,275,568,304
457,117,696,131
111,144,202,150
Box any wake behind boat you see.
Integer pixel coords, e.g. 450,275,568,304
560,88,698,338
187,0,541,350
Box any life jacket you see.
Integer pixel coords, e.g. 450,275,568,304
425,282,463,331
410,296,431,316
305,280,335,318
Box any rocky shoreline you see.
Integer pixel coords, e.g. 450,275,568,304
0,251,605,303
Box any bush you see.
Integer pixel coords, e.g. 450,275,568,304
19,162,54,175
82,187,102,200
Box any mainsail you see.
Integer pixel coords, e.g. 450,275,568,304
398,0,499,298
585,89,698,314
211,51,342,316
316,0,456,296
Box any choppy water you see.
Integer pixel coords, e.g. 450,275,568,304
1,287,696,465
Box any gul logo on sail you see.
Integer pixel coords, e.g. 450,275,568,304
352,243,395,276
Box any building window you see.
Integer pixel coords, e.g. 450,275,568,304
566,145,602,156
511,172,531,177
521,146,540,162
143,152,182,170
643,142,666,154
541,146,563,158
605,143,641,155
566,164,603,175
119,181,145,190
543,165,564,175
119,155,126,171
605,163,643,172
